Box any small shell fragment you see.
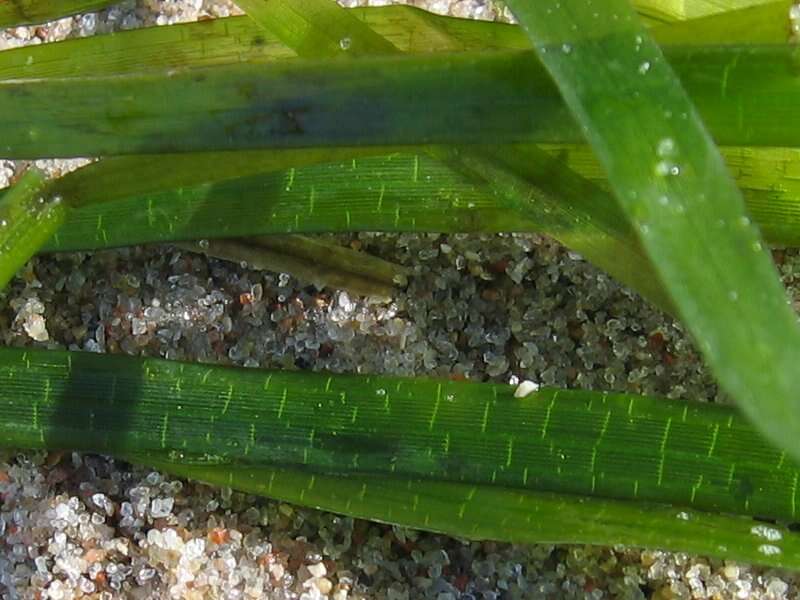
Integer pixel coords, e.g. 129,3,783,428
514,380,539,398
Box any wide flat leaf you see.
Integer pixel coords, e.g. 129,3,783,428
1,347,799,523
1,45,799,157
42,153,530,250
502,0,800,464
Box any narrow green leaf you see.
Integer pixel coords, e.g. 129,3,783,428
0,169,66,289
2,347,799,523
631,0,778,22
41,153,530,251
140,458,800,570
0,50,565,158
0,8,527,81
542,144,800,248
502,0,800,461
234,0,398,57
48,148,388,209
176,235,410,298
0,45,797,157
0,0,119,27
650,0,797,44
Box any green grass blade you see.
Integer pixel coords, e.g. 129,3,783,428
0,0,118,27
0,50,568,158
41,153,531,251
543,144,800,248
631,0,778,21
0,169,66,289
0,45,797,157
235,0,397,57
503,0,800,461
0,8,528,81
32,143,799,311
2,347,800,523
2,3,783,84
235,0,663,309
138,458,800,570
651,0,797,44
47,148,389,209
177,235,409,298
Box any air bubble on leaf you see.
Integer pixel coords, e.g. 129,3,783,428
657,138,675,157
654,161,680,177
638,61,651,74
758,544,782,556
339,37,351,50
657,195,669,206
561,43,572,54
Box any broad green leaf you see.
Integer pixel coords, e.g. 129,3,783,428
502,0,800,462
233,0,668,310
0,8,527,81
40,147,673,308
0,50,565,158
0,169,66,289
2,347,799,523
41,153,530,251
0,45,798,157
34,143,798,310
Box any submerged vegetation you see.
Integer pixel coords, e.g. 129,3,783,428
2,0,800,571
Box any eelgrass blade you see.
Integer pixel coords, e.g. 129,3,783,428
41,153,532,251
234,0,397,57
0,0,119,27
650,0,797,44
0,50,571,158
503,0,800,461
0,169,66,289
1,3,782,84
542,144,800,248
2,347,800,524
139,458,800,570
0,45,798,158
631,0,777,22
0,8,527,81
48,148,389,209
38,142,800,310
176,235,410,298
